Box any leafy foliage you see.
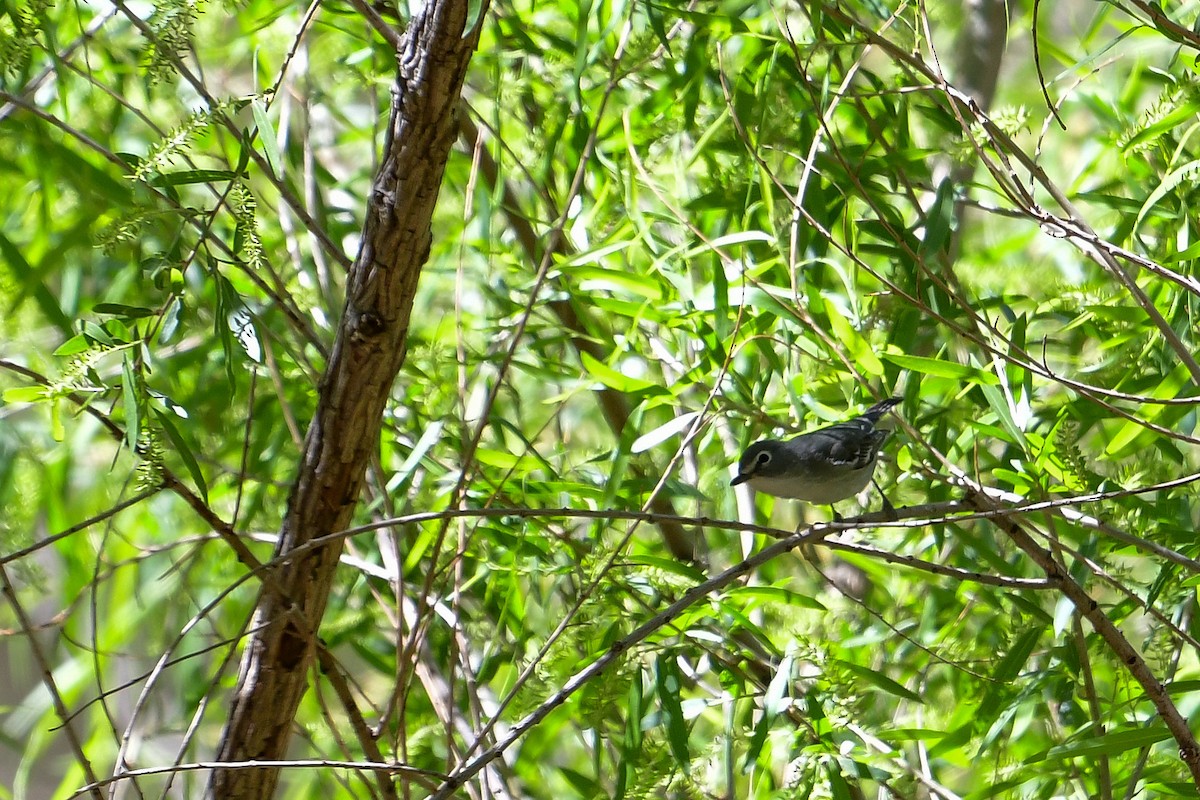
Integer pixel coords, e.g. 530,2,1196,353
2,0,1200,798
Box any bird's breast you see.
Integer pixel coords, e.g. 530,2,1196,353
746,463,876,504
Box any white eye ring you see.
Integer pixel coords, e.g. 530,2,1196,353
756,451,771,466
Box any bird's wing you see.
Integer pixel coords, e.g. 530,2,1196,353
793,419,887,470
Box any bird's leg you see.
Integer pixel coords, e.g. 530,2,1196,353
829,506,842,523
873,478,897,520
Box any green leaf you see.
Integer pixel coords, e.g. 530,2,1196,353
122,354,139,451
84,321,116,346
993,626,1042,682
94,303,156,318
742,654,792,770
154,407,207,502
824,303,884,377
1134,158,1200,233
882,353,999,384
837,660,922,702
644,0,672,54
160,297,183,343
474,448,542,472
573,266,664,301
147,169,239,186
1034,726,1172,762
3,386,47,403
579,351,662,394
919,177,955,256
655,655,690,773
879,728,949,742
979,382,1026,447
228,308,263,364
53,334,91,356
742,702,772,770
252,100,282,179
624,554,706,583
828,765,854,800
1122,99,1200,153
723,585,826,611
616,674,644,800
50,399,65,441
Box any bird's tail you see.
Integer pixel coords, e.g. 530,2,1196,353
862,397,902,423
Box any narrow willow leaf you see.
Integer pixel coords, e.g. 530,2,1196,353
879,728,949,742
826,304,884,376
724,585,826,611
624,554,706,582
1122,100,1200,153
3,386,47,403
252,100,282,179
148,390,189,418
742,708,771,771
160,297,183,343
679,231,775,263
919,177,955,256
122,354,139,451
474,448,541,472
228,307,263,364
390,419,445,491
616,674,644,800
53,334,91,356
1134,157,1200,233
1036,726,1171,761
147,169,239,186
993,627,1042,683
654,655,690,773
579,351,661,394
631,412,698,453
979,383,1027,445
154,407,208,502
837,660,922,702
571,266,664,301
828,765,854,800
882,353,999,383
764,654,793,715
50,399,64,441
95,303,156,318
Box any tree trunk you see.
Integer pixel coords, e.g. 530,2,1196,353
209,2,488,797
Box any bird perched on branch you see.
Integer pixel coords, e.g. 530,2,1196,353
731,397,901,518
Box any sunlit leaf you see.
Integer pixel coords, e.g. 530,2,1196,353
631,412,699,453
882,353,1000,384
579,351,662,394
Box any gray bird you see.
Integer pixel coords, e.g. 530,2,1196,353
731,397,901,516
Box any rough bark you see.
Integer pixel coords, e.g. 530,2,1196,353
209,2,488,797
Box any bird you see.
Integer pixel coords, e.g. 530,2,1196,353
730,397,901,518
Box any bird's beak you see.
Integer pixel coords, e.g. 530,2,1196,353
730,472,749,487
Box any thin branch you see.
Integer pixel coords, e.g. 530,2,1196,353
1,565,104,800
69,759,446,798
964,488,1200,785
426,520,841,799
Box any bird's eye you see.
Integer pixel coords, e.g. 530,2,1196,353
755,451,772,466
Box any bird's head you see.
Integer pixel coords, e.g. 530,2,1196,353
730,440,789,486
